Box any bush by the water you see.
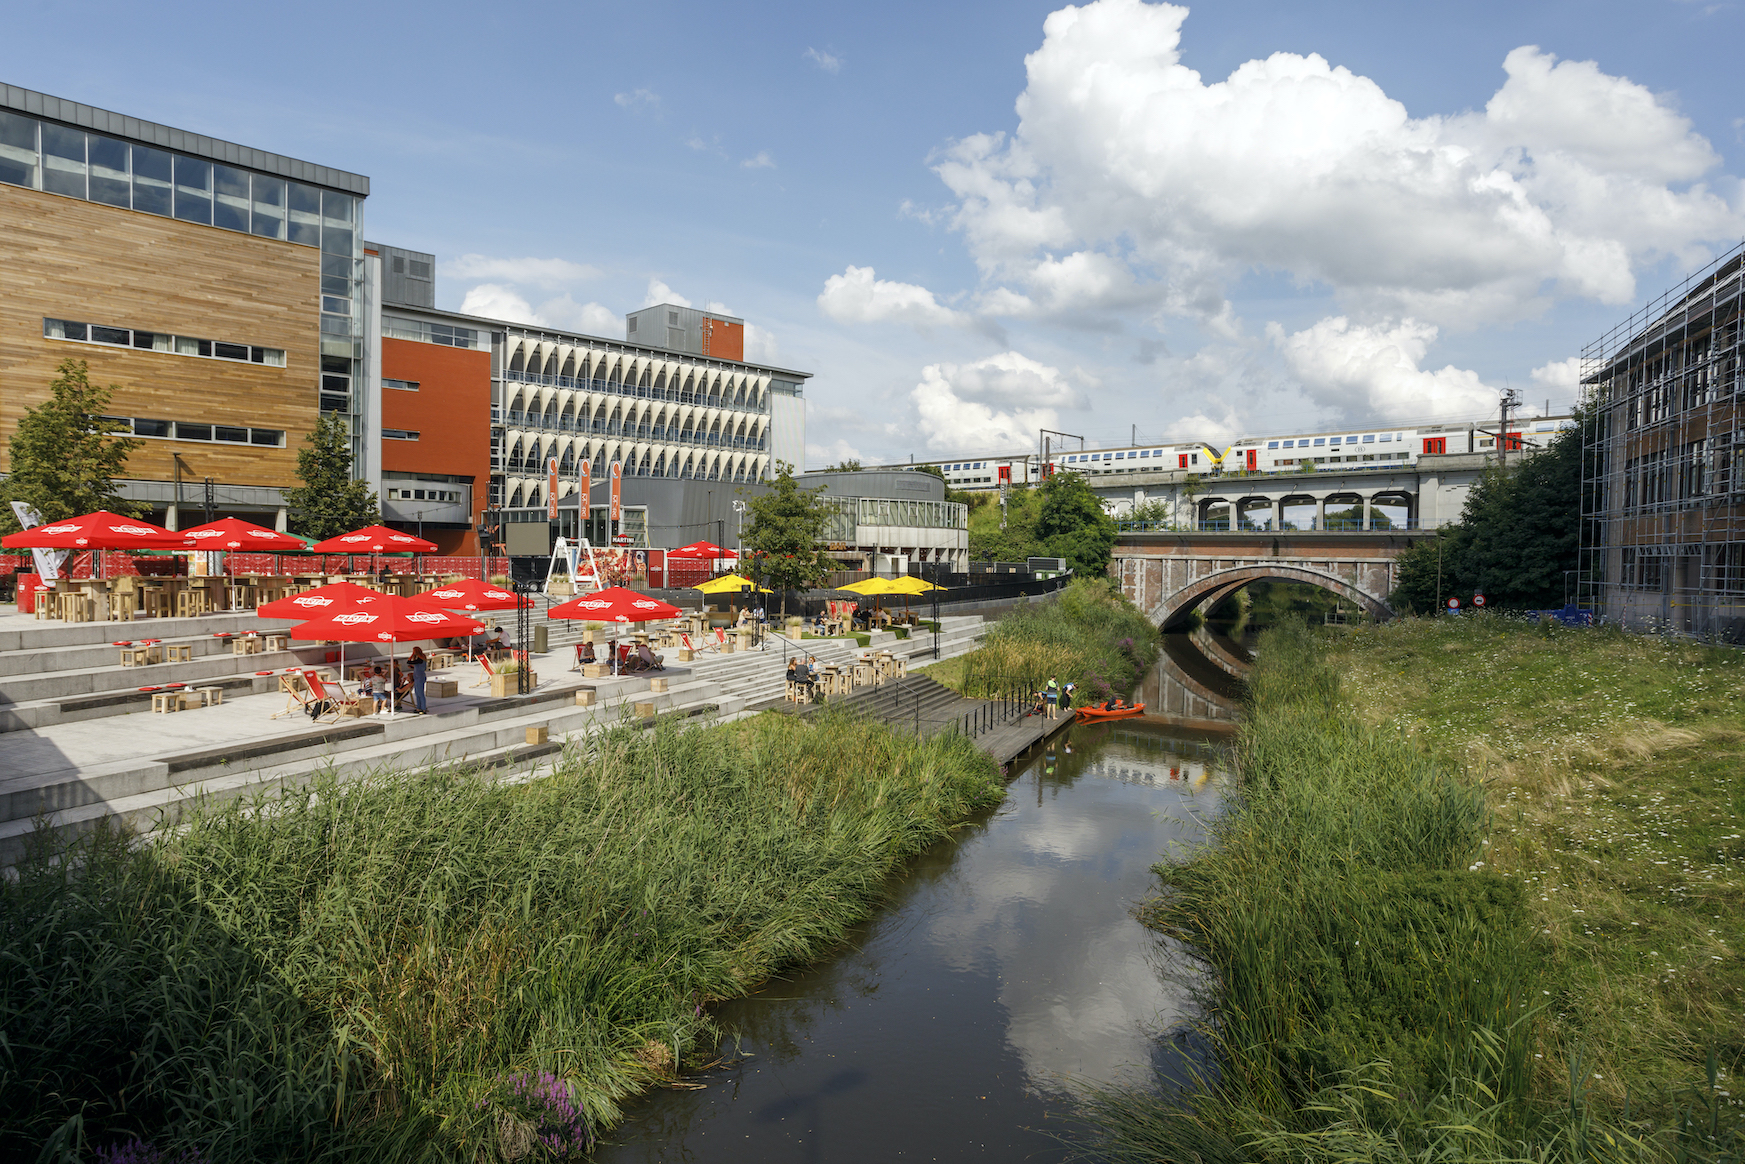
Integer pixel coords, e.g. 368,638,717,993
949,577,1158,702
2,710,1002,1162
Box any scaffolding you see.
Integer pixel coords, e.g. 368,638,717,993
1580,240,1745,638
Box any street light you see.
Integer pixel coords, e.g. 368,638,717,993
732,498,746,563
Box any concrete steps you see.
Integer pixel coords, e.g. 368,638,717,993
0,670,737,868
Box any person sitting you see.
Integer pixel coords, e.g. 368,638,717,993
812,613,827,635
485,626,508,660
1103,696,1122,712
1029,691,1047,717
366,666,391,713
576,640,597,669
636,642,665,672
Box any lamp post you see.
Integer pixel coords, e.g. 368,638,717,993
732,498,746,563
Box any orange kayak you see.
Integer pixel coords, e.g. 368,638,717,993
1074,703,1145,720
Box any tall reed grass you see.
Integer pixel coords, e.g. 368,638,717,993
1087,618,1740,1163
2,710,1001,1161
951,577,1158,702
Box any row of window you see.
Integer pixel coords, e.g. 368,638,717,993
383,378,419,392
45,318,286,367
502,371,767,412
98,416,284,446
1270,433,1405,450
386,486,460,502
384,316,479,350
0,111,359,252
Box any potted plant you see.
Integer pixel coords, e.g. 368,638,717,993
491,656,536,698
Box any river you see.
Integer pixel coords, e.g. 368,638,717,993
595,637,1242,1163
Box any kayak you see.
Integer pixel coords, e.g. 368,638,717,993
1074,703,1145,721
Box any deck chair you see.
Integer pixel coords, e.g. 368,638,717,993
472,653,496,689
272,670,316,720
635,643,665,671
300,668,362,723
681,633,712,655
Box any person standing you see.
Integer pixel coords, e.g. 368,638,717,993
409,646,428,714
1061,681,1075,716
1045,677,1060,720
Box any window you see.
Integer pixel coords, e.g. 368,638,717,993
173,156,211,224
44,317,283,365
1329,436,1342,446
40,123,86,198
1267,442,1279,449
1362,434,1375,443
88,135,129,208
383,378,420,391
175,423,212,441
1140,450,1150,458
287,182,322,246
133,418,170,438
213,165,250,231
1313,438,1325,447
1379,433,1392,442
383,429,421,441
0,111,38,188
251,175,286,240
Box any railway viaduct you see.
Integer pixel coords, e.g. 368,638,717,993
1110,529,1433,630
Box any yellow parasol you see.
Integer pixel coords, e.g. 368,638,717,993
693,574,771,594
837,576,905,595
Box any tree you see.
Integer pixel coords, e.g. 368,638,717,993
0,359,144,534
824,458,863,472
1035,470,1117,576
281,412,379,542
1390,410,1590,612
742,462,838,614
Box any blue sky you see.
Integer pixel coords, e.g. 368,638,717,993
11,0,1744,464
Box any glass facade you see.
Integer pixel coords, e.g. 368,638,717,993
1,108,365,450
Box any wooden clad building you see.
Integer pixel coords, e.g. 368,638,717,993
0,83,369,529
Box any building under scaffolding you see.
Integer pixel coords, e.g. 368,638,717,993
1581,241,1745,637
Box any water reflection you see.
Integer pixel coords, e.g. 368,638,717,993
596,649,1237,1164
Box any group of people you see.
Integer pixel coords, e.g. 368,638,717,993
1031,677,1076,719
786,654,823,700
355,645,431,715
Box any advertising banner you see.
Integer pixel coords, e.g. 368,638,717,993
578,458,591,515
609,461,622,523
546,457,559,519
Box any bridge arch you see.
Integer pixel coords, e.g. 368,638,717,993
1155,563,1394,630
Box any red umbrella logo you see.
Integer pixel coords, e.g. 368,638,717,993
406,611,446,624
334,612,379,626
40,524,81,535
291,595,335,608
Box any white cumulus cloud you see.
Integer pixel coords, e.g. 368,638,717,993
743,323,779,363
741,150,776,169
921,0,1740,329
613,88,659,111
818,265,972,328
443,254,601,289
642,279,693,309
457,283,536,324
456,284,620,337
1268,317,1497,421
912,352,1086,452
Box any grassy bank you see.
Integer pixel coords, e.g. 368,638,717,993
922,577,1158,702
3,710,1002,1162
1090,617,1743,1163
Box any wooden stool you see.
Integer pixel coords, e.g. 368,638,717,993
165,644,192,663
264,635,289,651
195,686,223,706
232,637,263,655
176,690,206,711
119,646,151,667
175,590,207,619
151,692,179,713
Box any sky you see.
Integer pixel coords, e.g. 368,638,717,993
10,0,1745,466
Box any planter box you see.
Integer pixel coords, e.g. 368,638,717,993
526,726,549,745
648,677,668,693
490,671,536,698
634,701,656,719
429,679,459,698
676,649,693,662
575,690,596,706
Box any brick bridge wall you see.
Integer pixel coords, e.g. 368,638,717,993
1111,531,1430,628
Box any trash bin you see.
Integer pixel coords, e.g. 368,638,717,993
533,624,548,654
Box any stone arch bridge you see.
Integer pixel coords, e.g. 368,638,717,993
1111,530,1432,630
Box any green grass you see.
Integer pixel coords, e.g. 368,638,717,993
1083,616,1745,1164
921,577,1157,702
2,710,1002,1162
1325,615,1745,1114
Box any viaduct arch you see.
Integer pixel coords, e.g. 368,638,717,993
1110,530,1424,630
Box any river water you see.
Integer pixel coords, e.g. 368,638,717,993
596,638,1241,1163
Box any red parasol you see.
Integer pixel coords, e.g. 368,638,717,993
2,510,182,579
256,581,390,620
290,596,484,717
170,517,309,552
310,524,437,577
666,540,736,560
410,577,531,612
547,586,681,623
